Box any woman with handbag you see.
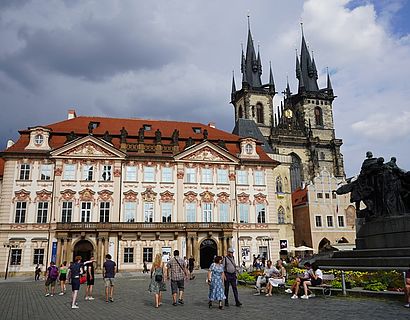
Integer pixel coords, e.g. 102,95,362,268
207,256,226,309
149,253,166,308
69,256,84,309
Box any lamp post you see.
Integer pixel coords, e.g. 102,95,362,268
263,237,274,261
3,243,17,280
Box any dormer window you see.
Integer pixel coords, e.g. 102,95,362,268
192,127,202,134
245,144,253,154
143,124,152,131
34,134,44,145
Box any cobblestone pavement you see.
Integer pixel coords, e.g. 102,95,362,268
0,272,408,320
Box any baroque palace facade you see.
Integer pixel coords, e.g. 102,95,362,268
0,112,294,276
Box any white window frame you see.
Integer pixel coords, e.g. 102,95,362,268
256,203,266,223
37,202,49,224
201,168,213,184
202,203,212,222
216,169,228,184
124,202,136,222
161,202,172,223
186,202,196,222
254,170,265,186
81,202,92,222
99,202,110,222
83,165,94,181
236,170,248,185
125,166,137,182
11,249,22,265
143,166,155,182
33,248,44,265
315,215,322,228
239,203,249,223
19,164,30,180
143,247,153,262
144,202,154,222
101,165,112,181
161,167,173,183
326,215,334,227
40,164,52,180
61,201,73,223
218,202,229,222
63,164,76,180
338,216,345,227
124,247,134,263
15,201,27,223
185,168,196,183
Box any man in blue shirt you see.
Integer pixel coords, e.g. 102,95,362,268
103,254,116,303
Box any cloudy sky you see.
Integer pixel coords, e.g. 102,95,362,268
1,0,409,176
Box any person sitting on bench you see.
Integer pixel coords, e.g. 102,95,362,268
265,259,287,296
286,262,312,299
254,260,277,295
301,263,323,299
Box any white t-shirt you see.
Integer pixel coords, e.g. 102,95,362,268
315,269,323,279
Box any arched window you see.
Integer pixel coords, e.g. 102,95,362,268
276,176,283,193
278,206,285,224
238,106,243,119
256,103,264,123
315,107,323,126
290,153,302,192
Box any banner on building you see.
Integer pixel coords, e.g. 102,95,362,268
280,239,288,250
51,241,57,263
241,247,250,261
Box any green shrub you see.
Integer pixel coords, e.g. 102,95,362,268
364,281,387,291
237,272,256,282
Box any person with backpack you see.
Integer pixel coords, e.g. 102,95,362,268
45,261,59,297
149,253,166,308
223,248,242,307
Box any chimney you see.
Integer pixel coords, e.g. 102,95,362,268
208,122,216,128
68,109,77,120
7,139,14,149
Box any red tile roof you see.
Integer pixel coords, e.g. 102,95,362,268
4,115,277,164
0,158,4,178
292,187,308,207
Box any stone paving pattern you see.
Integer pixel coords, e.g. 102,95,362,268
0,272,408,320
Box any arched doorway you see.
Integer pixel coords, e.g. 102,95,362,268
318,238,330,253
200,239,217,269
73,240,93,262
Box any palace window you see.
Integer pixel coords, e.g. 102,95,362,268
315,107,323,126
101,165,112,181
278,206,285,224
315,216,322,227
15,201,27,223
19,164,30,180
40,164,52,180
143,166,155,182
254,170,265,186
125,166,137,182
325,193,330,199
123,248,134,263
144,202,154,222
327,216,334,227
202,203,212,222
143,247,153,263
83,165,94,181
219,203,229,222
161,202,172,223
317,193,323,199
256,204,266,223
33,249,44,265
186,202,196,222
11,249,22,265
37,202,49,224
61,201,73,223
161,167,173,183
216,169,228,184
124,202,136,222
239,203,249,223
236,170,248,185
258,246,268,259
99,202,110,223
81,202,92,222
63,164,76,180
201,168,213,184
338,216,345,227
185,168,196,183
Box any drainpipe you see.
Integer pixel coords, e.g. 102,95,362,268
45,158,57,273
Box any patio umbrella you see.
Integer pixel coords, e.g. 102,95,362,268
294,246,314,251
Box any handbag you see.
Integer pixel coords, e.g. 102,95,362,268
155,274,163,282
80,275,87,284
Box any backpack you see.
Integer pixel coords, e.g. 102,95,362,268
49,266,59,279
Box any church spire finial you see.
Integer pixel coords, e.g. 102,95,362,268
231,70,237,102
269,61,275,93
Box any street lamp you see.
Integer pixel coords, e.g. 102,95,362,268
263,237,274,261
3,242,18,280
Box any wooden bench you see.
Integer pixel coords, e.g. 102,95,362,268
310,273,334,296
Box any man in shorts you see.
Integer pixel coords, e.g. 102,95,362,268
166,250,187,306
103,254,116,303
45,261,58,297
84,256,95,301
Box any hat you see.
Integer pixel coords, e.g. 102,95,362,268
227,248,235,253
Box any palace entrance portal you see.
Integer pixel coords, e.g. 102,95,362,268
73,240,93,262
200,239,217,269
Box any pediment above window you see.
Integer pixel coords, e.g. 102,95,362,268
175,141,238,164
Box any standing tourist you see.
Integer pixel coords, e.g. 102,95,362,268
58,261,68,295
188,256,195,280
143,260,149,274
207,256,226,309
35,264,41,281
223,248,242,307
149,253,166,308
404,264,410,308
84,256,95,301
45,261,59,297
166,250,187,306
103,254,116,303
69,256,83,309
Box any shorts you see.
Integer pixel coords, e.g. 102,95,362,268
71,278,80,291
87,277,95,286
45,278,56,287
59,274,67,281
171,280,184,294
188,266,194,273
311,278,323,286
104,278,115,287
269,277,285,287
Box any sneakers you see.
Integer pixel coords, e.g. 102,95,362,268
224,301,229,307
178,299,184,305
291,294,298,299
109,297,114,302
50,294,54,297
253,292,261,296
71,305,79,309
85,297,89,301
172,302,178,306
58,292,64,296
265,293,272,297
285,289,293,294
45,293,50,297
88,297,95,301
308,293,316,298
235,302,242,307
301,295,309,299
404,303,410,308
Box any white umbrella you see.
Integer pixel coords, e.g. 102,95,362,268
294,245,314,251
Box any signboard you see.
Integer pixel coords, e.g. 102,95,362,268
162,247,171,263
280,239,288,250
51,241,57,263
241,247,250,261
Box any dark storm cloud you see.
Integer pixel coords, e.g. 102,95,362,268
0,0,30,9
0,12,185,86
